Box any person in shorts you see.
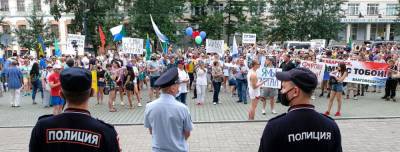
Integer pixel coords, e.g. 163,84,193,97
147,55,161,102
260,57,278,115
48,64,64,115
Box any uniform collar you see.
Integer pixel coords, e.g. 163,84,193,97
160,93,177,101
288,104,315,113
64,108,91,115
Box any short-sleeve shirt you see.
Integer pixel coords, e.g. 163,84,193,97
144,94,193,152
148,61,161,77
48,72,61,96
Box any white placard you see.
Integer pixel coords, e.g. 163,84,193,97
122,37,144,54
257,67,282,89
242,33,256,44
206,39,224,55
66,34,85,55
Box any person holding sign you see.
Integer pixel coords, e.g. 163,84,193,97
260,57,278,115
325,63,348,117
248,60,266,120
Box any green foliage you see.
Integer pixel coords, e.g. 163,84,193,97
239,0,268,41
199,12,224,39
49,0,121,53
15,7,52,52
269,0,344,42
224,0,246,41
128,0,185,42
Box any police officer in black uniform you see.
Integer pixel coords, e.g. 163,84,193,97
259,67,342,152
29,67,120,152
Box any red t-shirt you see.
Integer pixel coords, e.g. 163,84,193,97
48,72,61,96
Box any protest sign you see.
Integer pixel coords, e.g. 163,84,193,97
66,34,85,55
206,39,224,55
300,60,326,83
257,67,282,89
320,58,389,86
122,37,144,54
242,33,256,44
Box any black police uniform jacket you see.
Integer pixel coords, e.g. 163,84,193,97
29,108,120,152
259,104,342,152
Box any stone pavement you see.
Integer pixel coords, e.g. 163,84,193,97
1,119,399,152
0,87,400,127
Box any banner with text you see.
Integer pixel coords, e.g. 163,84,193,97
257,67,282,89
320,58,389,86
206,39,224,55
300,60,326,83
122,37,144,54
242,33,256,44
66,34,85,55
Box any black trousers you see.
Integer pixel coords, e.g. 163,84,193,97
188,73,194,89
384,79,398,98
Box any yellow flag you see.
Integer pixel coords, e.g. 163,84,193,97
91,70,98,94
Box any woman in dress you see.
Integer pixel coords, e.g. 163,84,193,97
105,63,117,112
97,64,106,105
123,66,136,109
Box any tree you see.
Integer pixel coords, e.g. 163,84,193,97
224,0,246,43
128,0,185,43
238,0,268,41
269,0,344,42
199,12,224,39
49,0,121,54
15,7,51,54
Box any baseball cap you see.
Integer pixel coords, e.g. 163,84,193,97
276,67,318,93
60,67,92,92
53,64,62,69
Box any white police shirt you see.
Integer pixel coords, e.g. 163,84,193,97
144,94,193,152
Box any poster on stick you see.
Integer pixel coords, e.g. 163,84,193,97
206,39,224,55
66,34,85,55
122,37,144,54
257,67,282,89
242,33,256,44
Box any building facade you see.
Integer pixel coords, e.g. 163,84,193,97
339,0,400,43
0,0,73,56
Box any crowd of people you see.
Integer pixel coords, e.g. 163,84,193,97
1,42,399,118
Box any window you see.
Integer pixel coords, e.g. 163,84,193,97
0,0,9,11
2,25,10,33
18,25,26,30
33,0,41,11
213,3,224,13
386,4,398,16
351,24,358,40
191,6,204,16
67,24,75,34
348,4,359,16
367,4,379,15
51,24,59,38
17,0,24,12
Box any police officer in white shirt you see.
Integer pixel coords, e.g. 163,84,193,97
144,68,193,152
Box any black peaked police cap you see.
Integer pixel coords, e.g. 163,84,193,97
276,67,318,93
154,68,179,88
60,67,92,92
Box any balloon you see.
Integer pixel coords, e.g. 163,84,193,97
192,31,200,39
200,31,206,39
195,36,202,44
185,27,193,36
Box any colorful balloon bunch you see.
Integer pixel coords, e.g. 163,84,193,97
185,27,206,45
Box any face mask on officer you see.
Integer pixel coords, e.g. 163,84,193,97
281,87,298,106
